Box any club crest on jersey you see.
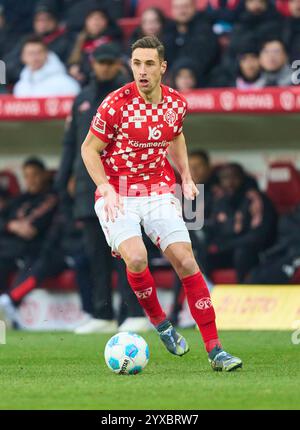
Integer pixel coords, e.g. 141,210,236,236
164,109,177,126
92,112,106,134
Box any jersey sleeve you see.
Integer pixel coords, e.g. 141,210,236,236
174,99,187,137
89,95,120,144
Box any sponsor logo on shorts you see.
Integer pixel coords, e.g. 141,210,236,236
136,287,152,299
195,297,212,310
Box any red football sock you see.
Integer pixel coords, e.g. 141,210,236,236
10,276,37,303
126,267,166,326
182,271,221,353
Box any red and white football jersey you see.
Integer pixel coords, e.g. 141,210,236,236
89,81,187,199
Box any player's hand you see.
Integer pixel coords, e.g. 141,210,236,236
182,181,199,200
97,183,124,223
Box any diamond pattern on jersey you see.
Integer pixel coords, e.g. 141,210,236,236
90,83,187,196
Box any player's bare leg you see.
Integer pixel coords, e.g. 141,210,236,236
164,242,242,371
118,237,189,356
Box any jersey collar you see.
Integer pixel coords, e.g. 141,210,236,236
132,81,167,105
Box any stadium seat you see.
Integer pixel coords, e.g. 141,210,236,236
136,0,173,17
266,161,300,214
198,0,240,10
135,0,224,16
152,268,174,289
196,0,209,10
0,170,20,197
291,268,300,284
275,0,291,16
117,17,140,44
41,270,78,292
211,269,238,284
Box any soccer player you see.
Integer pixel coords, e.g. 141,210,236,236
81,36,242,371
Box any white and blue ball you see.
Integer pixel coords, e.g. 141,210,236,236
104,332,149,375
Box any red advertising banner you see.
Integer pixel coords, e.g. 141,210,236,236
0,95,74,120
184,86,300,113
1,87,300,120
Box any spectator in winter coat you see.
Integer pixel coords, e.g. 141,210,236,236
4,5,74,84
129,7,167,49
235,43,263,88
0,0,39,37
0,158,58,293
248,203,300,284
0,183,94,328
258,38,293,86
282,0,300,64
57,0,125,32
67,7,122,85
228,0,283,62
32,5,73,62
206,0,243,24
207,36,263,88
55,43,146,333
169,150,218,325
171,58,199,90
13,36,80,97
206,163,277,282
163,0,218,81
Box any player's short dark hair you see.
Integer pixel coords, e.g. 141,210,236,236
22,35,47,51
131,36,165,61
189,150,210,165
23,157,46,171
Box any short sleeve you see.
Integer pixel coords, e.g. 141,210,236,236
90,96,119,144
174,100,187,137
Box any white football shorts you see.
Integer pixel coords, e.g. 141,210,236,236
94,193,191,257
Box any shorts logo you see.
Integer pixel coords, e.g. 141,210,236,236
164,109,177,126
195,297,212,310
92,112,106,134
136,287,152,299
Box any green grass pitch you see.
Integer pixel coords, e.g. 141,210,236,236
0,329,299,410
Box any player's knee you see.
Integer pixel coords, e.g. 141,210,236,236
177,255,198,278
126,253,148,272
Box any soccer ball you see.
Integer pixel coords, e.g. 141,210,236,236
104,332,149,375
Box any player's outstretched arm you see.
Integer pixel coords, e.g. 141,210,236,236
168,133,199,200
81,131,123,222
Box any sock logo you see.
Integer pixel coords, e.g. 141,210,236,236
195,297,212,310
136,287,152,299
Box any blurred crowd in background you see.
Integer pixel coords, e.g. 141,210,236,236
0,0,300,96
1,0,300,332
1,150,300,331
